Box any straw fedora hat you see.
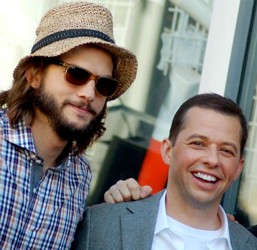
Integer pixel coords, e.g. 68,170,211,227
13,1,138,100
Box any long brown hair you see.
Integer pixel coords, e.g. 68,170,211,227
0,57,107,153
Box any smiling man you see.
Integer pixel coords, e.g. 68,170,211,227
73,93,257,250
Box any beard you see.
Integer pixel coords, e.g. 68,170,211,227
33,83,106,143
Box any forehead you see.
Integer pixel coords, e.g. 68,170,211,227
62,45,113,59
182,107,241,142
60,45,114,74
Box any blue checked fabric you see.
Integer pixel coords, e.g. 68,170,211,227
0,110,92,249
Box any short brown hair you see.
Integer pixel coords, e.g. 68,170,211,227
168,93,248,157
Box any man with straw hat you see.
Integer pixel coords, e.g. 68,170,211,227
0,1,149,249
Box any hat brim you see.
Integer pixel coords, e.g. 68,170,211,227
13,37,137,100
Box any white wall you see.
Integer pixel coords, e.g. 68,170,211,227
199,0,241,95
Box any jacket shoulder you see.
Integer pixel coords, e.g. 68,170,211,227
72,192,163,250
229,220,257,249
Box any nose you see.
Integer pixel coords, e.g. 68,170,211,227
202,146,220,168
77,80,96,101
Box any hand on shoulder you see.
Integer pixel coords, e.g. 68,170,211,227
104,178,152,203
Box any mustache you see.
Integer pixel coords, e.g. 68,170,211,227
63,100,97,116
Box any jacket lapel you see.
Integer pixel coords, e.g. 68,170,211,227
120,192,163,250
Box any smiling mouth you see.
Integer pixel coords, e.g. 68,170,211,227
193,172,217,183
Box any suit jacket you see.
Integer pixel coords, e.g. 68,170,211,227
72,191,257,250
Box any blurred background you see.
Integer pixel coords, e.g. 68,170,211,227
1,0,257,229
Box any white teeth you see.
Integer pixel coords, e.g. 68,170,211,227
194,172,217,182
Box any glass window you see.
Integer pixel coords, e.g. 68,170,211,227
84,0,214,205
232,0,257,229
237,91,257,227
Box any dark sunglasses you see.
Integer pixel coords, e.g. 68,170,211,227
53,60,118,97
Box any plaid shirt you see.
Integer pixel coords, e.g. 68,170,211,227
0,110,92,249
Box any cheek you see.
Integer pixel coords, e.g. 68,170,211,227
94,97,107,112
221,158,242,179
43,68,67,92
172,147,198,165
46,80,65,93
170,152,190,174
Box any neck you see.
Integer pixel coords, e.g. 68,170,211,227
31,112,68,171
165,189,222,230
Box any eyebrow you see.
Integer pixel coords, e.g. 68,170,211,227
186,134,239,154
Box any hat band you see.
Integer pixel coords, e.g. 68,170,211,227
31,29,115,53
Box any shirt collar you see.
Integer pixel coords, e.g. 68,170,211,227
2,110,78,169
154,190,232,248
2,111,36,152
210,205,232,248
154,189,169,234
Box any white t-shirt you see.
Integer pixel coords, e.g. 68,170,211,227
151,191,232,250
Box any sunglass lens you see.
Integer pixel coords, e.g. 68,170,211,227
96,78,118,97
65,65,117,97
66,66,91,85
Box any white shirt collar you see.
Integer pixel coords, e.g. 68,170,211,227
154,190,232,249
154,190,169,235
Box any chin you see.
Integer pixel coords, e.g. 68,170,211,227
66,117,90,128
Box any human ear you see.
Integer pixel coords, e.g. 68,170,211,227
233,159,244,181
161,138,172,165
25,66,42,89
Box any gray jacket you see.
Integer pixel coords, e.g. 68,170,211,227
72,191,257,250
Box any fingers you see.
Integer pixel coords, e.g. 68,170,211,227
140,185,152,199
127,178,143,200
227,213,238,223
103,180,131,203
104,179,138,203
227,214,235,221
104,187,122,204
104,178,152,203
